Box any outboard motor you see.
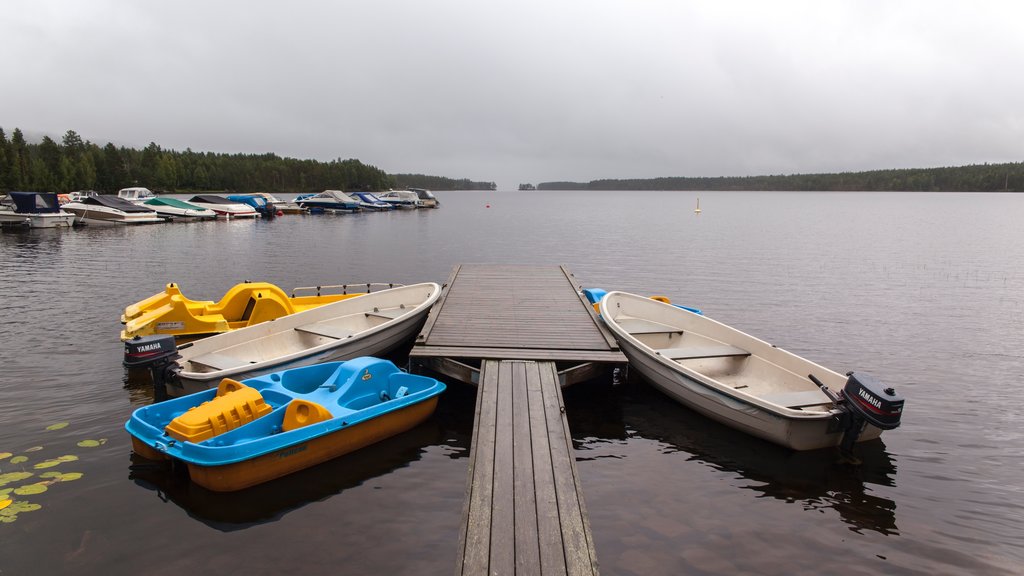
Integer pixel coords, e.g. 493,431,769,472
124,335,182,400
810,371,904,461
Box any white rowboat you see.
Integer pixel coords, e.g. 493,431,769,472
600,291,902,451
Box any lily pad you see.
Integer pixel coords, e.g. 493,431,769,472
77,440,102,448
8,501,41,513
0,472,34,487
33,460,62,469
0,515,16,523
13,483,48,496
56,455,79,463
0,452,12,461
39,472,63,479
24,446,44,453
9,456,28,465
0,489,11,498
56,472,83,482
46,422,69,431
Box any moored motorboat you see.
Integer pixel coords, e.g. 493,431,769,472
0,192,77,228
186,195,260,218
120,281,399,341
227,194,277,218
142,197,217,220
62,195,164,225
125,356,446,491
375,190,419,209
118,187,157,204
599,291,904,454
126,282,442,397
408,188,439,208
352,192,393,211
295,190,361,213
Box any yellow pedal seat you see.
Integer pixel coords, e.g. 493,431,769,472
165,379,272,443
281,399,333,432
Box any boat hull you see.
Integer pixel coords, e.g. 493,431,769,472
167,283,442,396
602,291,883,451
183,396,437,491
616,336,880,450
126,356,446,491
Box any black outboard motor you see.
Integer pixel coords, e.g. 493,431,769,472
124,335,182,400
810,371,904,461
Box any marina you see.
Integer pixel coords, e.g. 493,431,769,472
0,190,1021,575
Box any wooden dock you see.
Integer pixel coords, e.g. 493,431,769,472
410,264,625,385
456,359,599,576
410,266,615,575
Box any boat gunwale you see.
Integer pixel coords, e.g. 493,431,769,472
176,283,441,382
601,291,842,421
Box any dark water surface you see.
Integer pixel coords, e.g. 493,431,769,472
1,191,1021,575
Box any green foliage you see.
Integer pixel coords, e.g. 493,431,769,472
539,163,1024,192
392,173,496,190
0,126,475,194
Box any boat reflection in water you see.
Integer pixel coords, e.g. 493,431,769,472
565,374,899,536
128,419,444,530
125,373,476,530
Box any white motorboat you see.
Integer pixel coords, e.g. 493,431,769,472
599,291,904,453
132,283,442,397
0,192,77,228
295,190,362,213
117,187,157,204
62,195,164,226
142,197,217,220
408,188,439,208
351,192,393,211
250,192,303,214
186,195,260,218
376,190,420,209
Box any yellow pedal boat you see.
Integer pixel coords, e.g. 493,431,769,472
121,281,399,342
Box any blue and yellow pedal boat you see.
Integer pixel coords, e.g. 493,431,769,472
125,357,445,492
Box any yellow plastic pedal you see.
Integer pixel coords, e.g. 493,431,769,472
281,399,333,432
165,380,272,443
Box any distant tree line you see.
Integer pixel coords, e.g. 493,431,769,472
392,173,496,191
539,162,1024,192
0,127,493,194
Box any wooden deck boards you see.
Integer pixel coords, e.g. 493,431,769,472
457,360,599,576
411,264,623,362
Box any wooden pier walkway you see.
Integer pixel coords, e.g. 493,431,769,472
410,264,624,385
409,265,616,573
456,359,599,576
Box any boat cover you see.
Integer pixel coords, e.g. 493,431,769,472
189,195,237,205
80,195,155,213
10,192,61,214
145,197,207,210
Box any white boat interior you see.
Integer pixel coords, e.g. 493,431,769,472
117,187,157,204
177,283,440,376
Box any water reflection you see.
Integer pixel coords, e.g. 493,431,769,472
128,420,447,530
123,370,475,530
565,375,900,536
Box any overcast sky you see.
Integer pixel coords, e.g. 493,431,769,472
3,1,1022,189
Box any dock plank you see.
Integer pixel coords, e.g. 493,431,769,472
415,265,617,355
458,360,598,575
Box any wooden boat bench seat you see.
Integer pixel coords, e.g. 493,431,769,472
758,390,832,409
656,345,751,360
618,317,683,335
364,307,405,320
294,323,354,339
190,352,253,371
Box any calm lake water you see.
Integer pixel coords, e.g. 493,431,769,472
1,190,1022,575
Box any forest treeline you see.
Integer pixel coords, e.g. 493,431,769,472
538,162,1024,192
0,127,495,193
